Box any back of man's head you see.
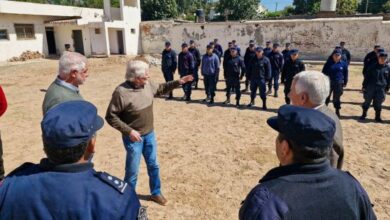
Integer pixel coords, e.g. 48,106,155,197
58,52,87,79
41,100,104,164
293,71,330,106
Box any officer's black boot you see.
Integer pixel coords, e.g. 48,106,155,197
360,109,368,120
223,96,231,105
274,90,278,98
285,97,290,104
335,109,341,118
209,97,214,104
325,97,330,106
236,99,240,107
167,92,173,100
262,99,267,110
375,111,383,122
247,99,254,107
267,86,272,95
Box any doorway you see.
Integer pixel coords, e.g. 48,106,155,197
45,27,56,55
72,30,84,55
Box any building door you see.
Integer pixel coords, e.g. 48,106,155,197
72,30,84,55
45,27,56,55
117,30,124,54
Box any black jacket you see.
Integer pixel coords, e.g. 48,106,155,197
281,59,306,85
189,47,201,67
161,49,177,72
363,63,390,90
248,56,272,81
224,56,246,79
239,161,376,220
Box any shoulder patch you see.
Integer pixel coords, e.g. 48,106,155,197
96,172,128,194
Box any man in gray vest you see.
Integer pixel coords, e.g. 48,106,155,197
42,52,88,114
288,71,344,169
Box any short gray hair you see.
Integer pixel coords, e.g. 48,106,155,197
58,52,87,79
125,60,149,81
293,71,330,105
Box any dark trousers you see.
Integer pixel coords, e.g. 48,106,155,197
268,70,280,91
362,86,386,112
193,67,199,87
250,79,267,101
226,78,241,100
162,69,174,97
326,82,344,109
0,132,4,180
203,74,217,98
284,82,292,104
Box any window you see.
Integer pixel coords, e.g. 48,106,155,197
14,24,35,40
131,28,136,34
0,30,8,40
95,28,101,34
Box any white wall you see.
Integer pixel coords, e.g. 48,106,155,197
53,25,92,56
108,28,120,54
89,26,108,55
0,14,48,61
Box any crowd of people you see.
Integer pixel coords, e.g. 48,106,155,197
0,36,387,219
162,39,390,121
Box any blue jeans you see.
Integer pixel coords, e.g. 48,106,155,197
122,131,161,196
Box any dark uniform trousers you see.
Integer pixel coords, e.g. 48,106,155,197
363,86,386,111
268,70,280,91
193,66,199,87
326,82,344,110
162,68,174,97
250,79,267,101
204,75,217,98
180,73,192,98
284,82,292,104
226,77,241,100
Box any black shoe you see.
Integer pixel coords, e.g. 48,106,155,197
360,110,367,120
209,98,214,104
375,111,383,122
336,109,340,118
247,100,254,107
223,98,231,104
181,95,187,100
185,96,191,101
274,91,278,98
236,100,240,107
262,102,267,110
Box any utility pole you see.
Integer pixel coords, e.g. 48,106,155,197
365,0,369,14
275,2,278,12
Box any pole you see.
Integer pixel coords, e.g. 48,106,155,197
365,0,369,14
275,2,278,12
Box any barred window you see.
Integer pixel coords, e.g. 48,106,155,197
0,29,8,40
14,24,35,40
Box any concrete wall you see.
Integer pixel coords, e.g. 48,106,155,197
140,17,390,61
53,25,92,56
0,14,49,61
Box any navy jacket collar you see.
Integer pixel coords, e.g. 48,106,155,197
260,160,331,183
39,158,93,173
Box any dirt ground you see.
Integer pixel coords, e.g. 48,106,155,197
0,57,389,219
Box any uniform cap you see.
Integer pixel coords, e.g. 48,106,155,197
332,49,342,55
273,43,280,48
255,47,264,52
165,41,171,46
181,43,188,48
289,49,299,55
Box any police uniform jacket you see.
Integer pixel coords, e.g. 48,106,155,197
161,49,177,72
225,56,246,80
322,60,349,85
248,56,272,81
0,159,141,220
268,51,284,72
178,52,194,76
281,59,306,86
189,47,201,68
363,63,390,90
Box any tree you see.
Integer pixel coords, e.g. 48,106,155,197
216,0,259,20
358,0,388,14
336,0,358,15
141,0,178,21
292,0,321,15
384,1,390,13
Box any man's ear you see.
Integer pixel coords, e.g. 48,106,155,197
87,137,96,154
280,140,293,164
301,92,309,104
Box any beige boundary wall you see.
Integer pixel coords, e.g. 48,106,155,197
140,17,390,61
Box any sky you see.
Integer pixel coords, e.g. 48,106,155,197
261,0,294,12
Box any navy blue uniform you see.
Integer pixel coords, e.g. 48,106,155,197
267,51,284,92
362,63,390,112
225,56,246,102
189,47,201,88
281,59,306,104
162,49,177,98
0,160,141,220
281,49,290,62
363,51,378,75
323,60,348,110
239,161,376,220
223,49,232,89
248,56,271,102
263,47,272,57
213,43,223,61
178,51,195,98
244,48,256,90
342,48,351,64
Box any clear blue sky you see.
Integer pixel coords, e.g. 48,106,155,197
262,0,294,12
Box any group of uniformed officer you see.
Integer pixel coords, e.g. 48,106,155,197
162,39,389,122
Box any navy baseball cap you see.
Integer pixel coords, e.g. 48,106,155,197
41,101,104,148
289,49,299,55
181,43,188,48
267,105,336,149
374,45,381,48
285,42,291,47
332,49,342,55
230,47,238,51
273,43,280,48
255,47,263,52
377,48,385,53
379,52,388,57
206,44,213,49
189,40,195,44
165,41,171,46
266,41,271,44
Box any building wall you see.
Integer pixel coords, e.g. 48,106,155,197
108,28,121,54
53,25,92,56
140,17,390,61
0,14,49,61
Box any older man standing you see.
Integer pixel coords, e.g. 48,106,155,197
42,52,88,114
288,71,344,169
239,105,376,219
105,60,193,206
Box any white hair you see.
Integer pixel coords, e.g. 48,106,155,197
293,71,330,105
58,52,87,79
125,60,149,81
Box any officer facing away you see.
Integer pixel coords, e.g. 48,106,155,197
322,49,349,117
281,49,306,104
0,100,142,220
247,47,271,110
361,51,390,122
239,105,376,220
161,41,177,99
267,43,284,97
178,43,195,101
363,45,381,76
223,47,246,107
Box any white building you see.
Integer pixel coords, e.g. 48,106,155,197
0,0,141,61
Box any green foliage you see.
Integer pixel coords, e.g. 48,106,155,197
216,0,259,20
292,0,321,15
384,1,390,13
358,0,388,14
336,0,358,15
141,0,178,21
